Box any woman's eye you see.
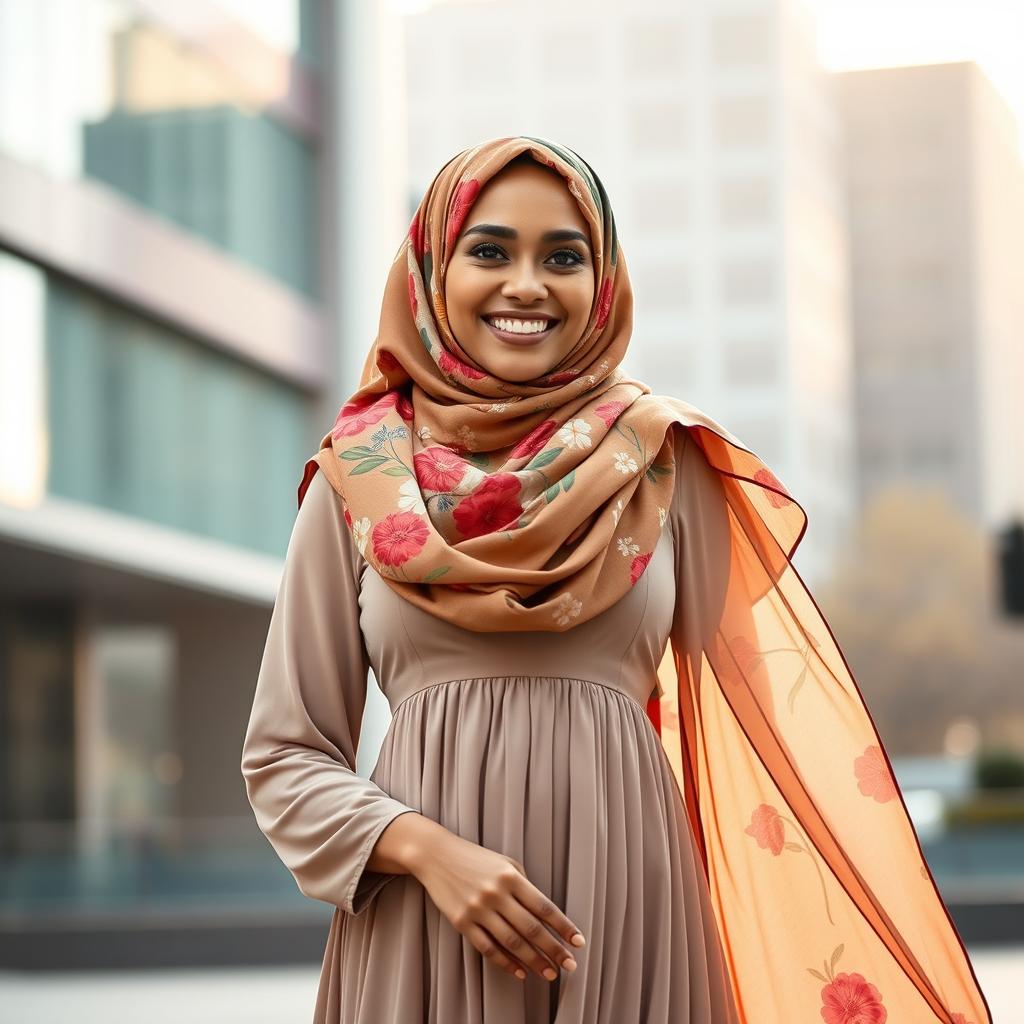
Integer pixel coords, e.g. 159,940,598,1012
468,243,584,268
470,243,504,260
550,249,584,267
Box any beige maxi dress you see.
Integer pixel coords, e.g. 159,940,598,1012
241,429,741,1022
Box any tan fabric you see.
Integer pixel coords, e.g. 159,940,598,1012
253,135,990,1022
243,430,741,1021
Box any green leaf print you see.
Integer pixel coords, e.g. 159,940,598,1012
562,468,575,492
349,457,388,475
423,565,450,582
381,465,412,477
525,447,561,471
545,483,560,503
340,445,378,460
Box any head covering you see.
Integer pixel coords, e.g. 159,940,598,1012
299,136,991,1023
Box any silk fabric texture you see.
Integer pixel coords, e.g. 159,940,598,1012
298,136,991,1023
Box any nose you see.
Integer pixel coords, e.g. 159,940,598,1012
501,259,547,302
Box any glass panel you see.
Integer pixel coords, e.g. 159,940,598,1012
5,255,316,557
0,0,318,298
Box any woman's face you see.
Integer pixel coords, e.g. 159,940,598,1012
444,160,595,383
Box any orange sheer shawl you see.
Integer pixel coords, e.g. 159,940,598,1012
648,410,992,1023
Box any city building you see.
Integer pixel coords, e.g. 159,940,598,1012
837,61,1024,532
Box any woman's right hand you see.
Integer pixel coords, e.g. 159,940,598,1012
405,821,586,982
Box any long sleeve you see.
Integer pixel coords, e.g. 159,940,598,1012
241,468,420,916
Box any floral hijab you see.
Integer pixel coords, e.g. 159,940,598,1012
298,136,991,1023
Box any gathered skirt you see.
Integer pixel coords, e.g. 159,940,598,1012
314,674,739,1023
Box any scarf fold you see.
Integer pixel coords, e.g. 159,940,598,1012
298,136,991,1023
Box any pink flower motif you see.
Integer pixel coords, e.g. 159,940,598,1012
438,348,487,380
445,179,482,252
510,419,559,459
754,467,792,507
331,391,399,439
371,511,429,567
744,803,784,855
854,745,898,804
595,400,627,427
414,445,467,491
407,272,418,319
453,473,523,539
820,971,888,1024
408,212,426,262
630,551,652,586
594,276,613,330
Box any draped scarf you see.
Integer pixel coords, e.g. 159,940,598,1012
298,136,991,1023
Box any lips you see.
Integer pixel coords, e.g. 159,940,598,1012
480,316,559,346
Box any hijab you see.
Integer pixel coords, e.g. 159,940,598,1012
298,136,991,1023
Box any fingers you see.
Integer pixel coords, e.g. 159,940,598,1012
507,871,586,953
480,909,575,981
464,922,530,981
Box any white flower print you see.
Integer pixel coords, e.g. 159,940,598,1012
557,418,592,449
658,506,667,528
552,591,583,626
613,451,638,475
351,516,370,555
611,497,624,525
397,478,425,514
416,425,432,441
456,423,476,448
617,536,640,557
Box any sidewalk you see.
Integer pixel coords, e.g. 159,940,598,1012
0,945,1017,1022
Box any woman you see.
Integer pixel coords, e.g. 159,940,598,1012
241,136,991,1023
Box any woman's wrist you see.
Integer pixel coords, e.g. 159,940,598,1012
367,810,450,878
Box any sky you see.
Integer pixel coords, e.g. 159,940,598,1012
808,0,1024,154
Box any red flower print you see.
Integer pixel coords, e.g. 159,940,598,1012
409,212,426,262
342,504,352,528
630,551,652,585
744,803,784,855
754,467,792,507
453,473,523,539
395,391,414,421
378,350,402,373
371,511,429,567
445,178,482,252
594,276,613,330
854,745,898,804
595,400,627,427
407,272,418,318
543,369,582,386
331,391,399,439
820,972,887,1024
510,419,559,459
414,445,467,491
438,348,487,380
951,1014,974,1024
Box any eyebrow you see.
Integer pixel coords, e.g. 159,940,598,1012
463,223,591,248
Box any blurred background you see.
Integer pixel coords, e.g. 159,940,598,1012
1,0,1022,1019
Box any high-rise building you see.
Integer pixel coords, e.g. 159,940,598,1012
0,0,408,967
404,0,855,584
837,61,1024,529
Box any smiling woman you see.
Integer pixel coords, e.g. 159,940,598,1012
444,154,597,382
242,135,992,1024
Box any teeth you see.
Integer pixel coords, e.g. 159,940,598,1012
487,317,551,334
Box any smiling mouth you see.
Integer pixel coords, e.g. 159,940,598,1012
480,316,559,346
